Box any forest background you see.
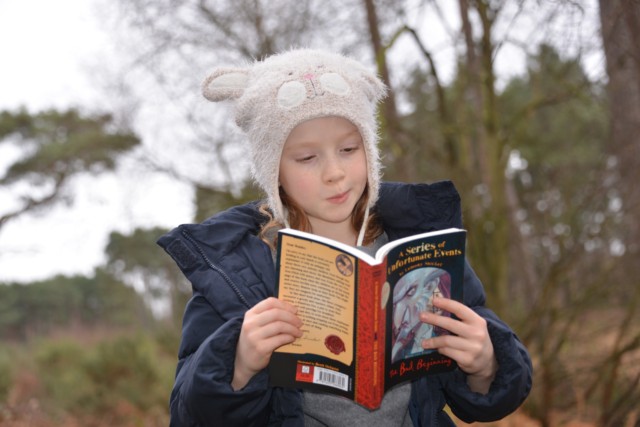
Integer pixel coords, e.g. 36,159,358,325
1,1,639,426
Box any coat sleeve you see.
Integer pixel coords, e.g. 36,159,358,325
169,293,275,427
439,260,533,423
157,220,284,426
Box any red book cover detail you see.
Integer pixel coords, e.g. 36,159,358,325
375,266,388,402
295,363,315,383
355,262,385,409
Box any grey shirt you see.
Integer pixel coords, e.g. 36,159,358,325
303,383,413,427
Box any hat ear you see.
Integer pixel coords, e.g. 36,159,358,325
202,67,249,102
359,71,387,103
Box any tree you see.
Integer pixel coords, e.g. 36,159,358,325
498,44,621,426
0,109,140,231
105,227,191,324
363,1,583,313
599,0,640,269
596,1,640,425
0,270,152,341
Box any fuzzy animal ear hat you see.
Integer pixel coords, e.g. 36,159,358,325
202,48,387,243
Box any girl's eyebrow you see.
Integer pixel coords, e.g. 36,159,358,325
284,129,362,150
282,140,321,151
340,129,362,139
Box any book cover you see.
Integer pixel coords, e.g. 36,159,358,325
268,227,466,409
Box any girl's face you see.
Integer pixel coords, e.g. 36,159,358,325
279,116,368,240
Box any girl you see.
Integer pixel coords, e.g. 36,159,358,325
158,48,532,427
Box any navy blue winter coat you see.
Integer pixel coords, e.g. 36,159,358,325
158,181,532,427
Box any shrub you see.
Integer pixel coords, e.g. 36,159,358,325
33,333,173,419
84,335,165,412
34,339,95,414
0,350,12,403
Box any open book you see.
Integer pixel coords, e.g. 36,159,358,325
268,227,466,409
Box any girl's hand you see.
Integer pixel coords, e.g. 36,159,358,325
420,297,498,394
232,297,303,390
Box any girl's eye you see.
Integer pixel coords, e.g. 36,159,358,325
342,145,360,154
296,155,315,163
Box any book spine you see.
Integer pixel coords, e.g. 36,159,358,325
375,263,387,400
355,262,385,409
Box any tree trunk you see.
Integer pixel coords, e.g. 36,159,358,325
457,0,510,314
362,0,416,181
599,0,640,257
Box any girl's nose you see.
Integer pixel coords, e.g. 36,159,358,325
323,158,346,183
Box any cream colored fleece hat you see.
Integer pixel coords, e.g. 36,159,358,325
202,48,387,233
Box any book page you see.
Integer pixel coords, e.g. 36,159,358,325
277,228,377,265
275,234,356,366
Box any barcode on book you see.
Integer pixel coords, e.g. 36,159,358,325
313,367,349,391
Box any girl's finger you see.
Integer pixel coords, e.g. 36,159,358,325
430,297,476,322
251,296,298,315
420,311,466,336
421,335,483,368
245,319,304,343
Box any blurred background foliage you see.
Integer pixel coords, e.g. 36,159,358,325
1,0,639,426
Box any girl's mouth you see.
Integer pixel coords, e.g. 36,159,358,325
327,191,349,204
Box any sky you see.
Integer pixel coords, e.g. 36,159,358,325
0,0,107,110
0,0,192,282
0,0,604,283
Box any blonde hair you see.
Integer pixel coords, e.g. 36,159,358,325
259,184,382,250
